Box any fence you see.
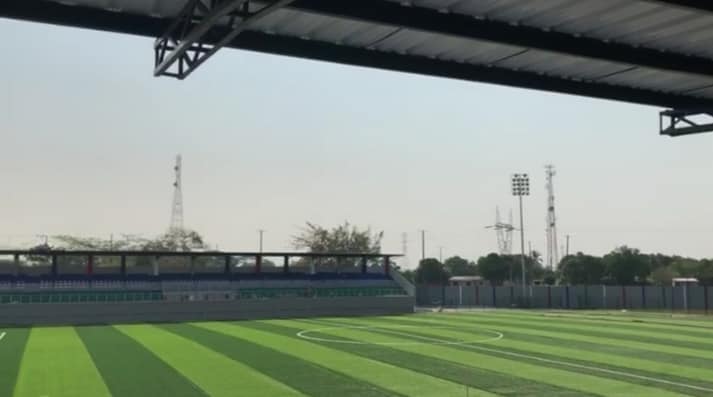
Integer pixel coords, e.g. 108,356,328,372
416,284,712,313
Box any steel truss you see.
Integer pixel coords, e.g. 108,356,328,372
154,0,293,79
660,109,713,137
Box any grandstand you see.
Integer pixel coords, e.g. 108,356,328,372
0,250,414,325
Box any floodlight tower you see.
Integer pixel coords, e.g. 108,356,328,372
169,155,184,231
545,165,559,270
511,173,530,294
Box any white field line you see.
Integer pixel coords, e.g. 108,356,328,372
297,324,502,346
306,319,713,394
0,332,5,341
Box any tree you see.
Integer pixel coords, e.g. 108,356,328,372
651,266,678,286
444,256,477,276
400,269,416,283
603,246,650,285
292,222,382,271
541,269,557,286
647,253,676,271
292,222,382,253
142,229,207,252
558,253,606,285
415,258,450,285
477,253,510,285
695,259,713,285
670,258,699,278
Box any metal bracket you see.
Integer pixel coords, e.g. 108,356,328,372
660,109,713,137
154,0,293,79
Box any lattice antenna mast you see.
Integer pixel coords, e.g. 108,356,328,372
496,207,506,254
545,164,558,270
170,155,184,231
506,209,514,255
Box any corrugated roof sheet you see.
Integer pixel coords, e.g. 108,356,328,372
14,0,713,104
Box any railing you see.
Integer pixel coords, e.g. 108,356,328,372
416,284,711,313
389,268,415,296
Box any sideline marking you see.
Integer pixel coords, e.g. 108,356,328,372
370,323,713,394
0,332,5,341
297,324,503,346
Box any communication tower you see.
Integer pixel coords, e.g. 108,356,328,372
545,164,558,269
169,155,184,232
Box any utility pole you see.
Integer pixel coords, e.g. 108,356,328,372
528,241,532,257
401,232,409,268
420,230,426,261
566,234,571,257
258,229,265,252
512,173,530,295
439,246,444,263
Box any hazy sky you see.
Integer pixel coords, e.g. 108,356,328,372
2,19,713,267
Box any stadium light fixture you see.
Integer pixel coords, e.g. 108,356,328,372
511,173,529,295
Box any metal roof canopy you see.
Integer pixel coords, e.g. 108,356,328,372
0,249,399,258
3,0,713,136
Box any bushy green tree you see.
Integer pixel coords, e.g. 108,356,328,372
559,253,605,285
651,266,678,286
695,259,713,285
477,253,510,285
603,246,650,285
444,256,477,276
415,258,450,285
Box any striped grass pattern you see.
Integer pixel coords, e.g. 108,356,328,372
1,310,713,396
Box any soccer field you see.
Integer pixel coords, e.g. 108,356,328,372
1,311,712,397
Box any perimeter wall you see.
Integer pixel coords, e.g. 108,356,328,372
417,285,711,312
0,296,415,326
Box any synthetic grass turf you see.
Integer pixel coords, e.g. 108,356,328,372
196,321,496,397
292,317,686,397
14,327,112,397
440,312,713,352
76,325,207,397
0,329,29,397
116,324,305,397
160,323,399,397
350,316,713,396
253,320,590,397
373,315,713,386
4,311,713,396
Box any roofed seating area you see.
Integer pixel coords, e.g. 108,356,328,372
0,250,410,304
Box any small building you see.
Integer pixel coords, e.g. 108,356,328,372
449,276,484,287
672,277,698,287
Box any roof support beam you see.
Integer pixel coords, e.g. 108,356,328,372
649,1,713,13
1,0,712,109
660,109,713,137
289,0,713,79
231,32,709,109
154,0,294,79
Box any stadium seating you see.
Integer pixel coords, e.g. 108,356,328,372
0,272,407,304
